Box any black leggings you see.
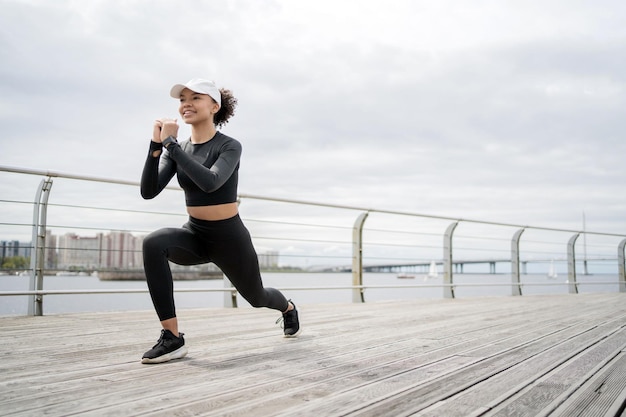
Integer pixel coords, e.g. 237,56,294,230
143,214,289,321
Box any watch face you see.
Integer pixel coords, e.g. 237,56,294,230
164,137,176,147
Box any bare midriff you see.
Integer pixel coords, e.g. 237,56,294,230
186,202,239,221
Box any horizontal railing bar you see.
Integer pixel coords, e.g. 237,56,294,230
0,281,619,297
364,228,443,237
0,288,235,296
0,222,35,228
252,236,350,245
0,199,33,206
238,192,625,237
246,218,352,230
47,202,189,217
0,165,163,189
263,282,621,289
3,164,624,238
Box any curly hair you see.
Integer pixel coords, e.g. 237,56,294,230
214,88,237,128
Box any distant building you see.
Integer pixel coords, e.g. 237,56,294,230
100,231,144,269
3,230,226,271
1,233,56,267
44,231,57,268
52,231,144,270
57,233,102,269
0,240,31,260
258,250,279,269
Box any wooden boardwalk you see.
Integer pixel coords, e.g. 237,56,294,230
1,293,625,416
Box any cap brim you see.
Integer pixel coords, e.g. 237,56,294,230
170,84,187,98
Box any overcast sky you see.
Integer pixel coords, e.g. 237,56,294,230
1,0,625,242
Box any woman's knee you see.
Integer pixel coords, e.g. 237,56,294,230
143,229,171,254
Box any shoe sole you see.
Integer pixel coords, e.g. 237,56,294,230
284,328,301,338
141,345,188,364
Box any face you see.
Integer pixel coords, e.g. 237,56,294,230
178,88,220,125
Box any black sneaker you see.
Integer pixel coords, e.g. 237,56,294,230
141,329,188,364
277,300,301,338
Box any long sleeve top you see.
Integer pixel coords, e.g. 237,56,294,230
140,132,241,206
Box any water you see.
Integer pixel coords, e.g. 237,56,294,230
0,272,620,316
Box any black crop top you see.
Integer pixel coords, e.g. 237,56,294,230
140,132,241,206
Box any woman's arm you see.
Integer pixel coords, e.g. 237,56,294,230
140,141,177,199
165,139,241,193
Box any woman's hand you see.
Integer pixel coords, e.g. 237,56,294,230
152,119,163,143
159,118,179,141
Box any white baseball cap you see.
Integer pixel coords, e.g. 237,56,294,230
170,78,221,108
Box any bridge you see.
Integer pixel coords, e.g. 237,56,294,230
327,259,554,274
363,259,510,274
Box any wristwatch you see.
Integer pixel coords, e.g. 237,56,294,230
162,135,178,149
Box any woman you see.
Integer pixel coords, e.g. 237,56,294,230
140,78,300,364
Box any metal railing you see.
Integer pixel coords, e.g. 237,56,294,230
1,165,625,316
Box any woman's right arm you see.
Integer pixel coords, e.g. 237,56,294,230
140,141,177,199
140,120,176,199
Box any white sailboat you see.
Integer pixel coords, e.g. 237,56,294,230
547,260,558,279
425,260,439,280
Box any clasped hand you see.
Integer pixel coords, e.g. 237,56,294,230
152,118,179,143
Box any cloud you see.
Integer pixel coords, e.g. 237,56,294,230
1,0,625,243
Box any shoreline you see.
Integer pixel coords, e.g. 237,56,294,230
97,270,223,281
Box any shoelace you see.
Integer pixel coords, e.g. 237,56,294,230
152,330,183,348
151,330,167,348
276,310,296,329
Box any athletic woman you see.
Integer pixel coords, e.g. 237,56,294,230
139,78,300,364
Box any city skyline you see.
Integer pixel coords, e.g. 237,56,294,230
1,231,280,271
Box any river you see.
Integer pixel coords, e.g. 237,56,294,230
0,272,620,316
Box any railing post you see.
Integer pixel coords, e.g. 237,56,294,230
511,228,525,296
618,239,626,293
443,221,459,299
352,212,369,303
567,233,579,294
223,274,237,308
28,177,53,316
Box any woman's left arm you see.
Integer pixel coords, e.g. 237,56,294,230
165,140,242,193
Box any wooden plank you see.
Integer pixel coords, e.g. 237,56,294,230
288,325,620,417
269,298,626,416
545,351,626,417
3,303,522,415
417,326,626,416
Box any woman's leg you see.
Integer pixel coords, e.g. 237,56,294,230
141,225,209,363
209,217,289,312
214,228,300,336
142,226,209,328
214,219,300,336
